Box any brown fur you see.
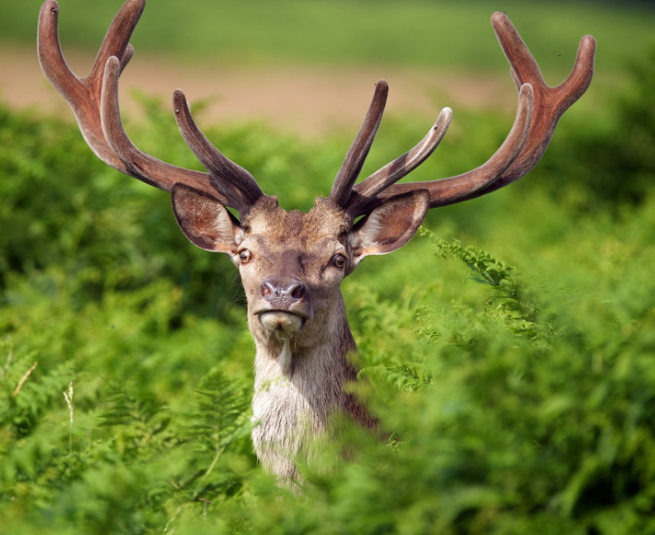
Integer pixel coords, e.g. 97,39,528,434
238,199,371,481
172,189,427,481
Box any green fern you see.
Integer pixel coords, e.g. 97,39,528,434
185,367,252,454
420,227,544,339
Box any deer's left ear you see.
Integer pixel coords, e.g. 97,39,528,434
171,183,242,253
350,189,430,266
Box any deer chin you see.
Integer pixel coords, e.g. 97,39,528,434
257,311,304,338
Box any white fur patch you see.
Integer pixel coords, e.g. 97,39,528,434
211,206,235,243
278,340,292,376
358,205,392,247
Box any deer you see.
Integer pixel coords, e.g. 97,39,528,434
38,0,595,482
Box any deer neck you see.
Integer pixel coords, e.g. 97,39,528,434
250,293,357,395
249,294,372,479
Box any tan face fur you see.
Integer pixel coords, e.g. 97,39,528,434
235,197,352,349
171,184,430,349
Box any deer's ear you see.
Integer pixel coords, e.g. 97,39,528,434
171,183,242,253
350,190,429,266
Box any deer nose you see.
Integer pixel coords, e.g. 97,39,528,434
260,276,306,303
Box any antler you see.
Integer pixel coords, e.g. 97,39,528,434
39,2,594,219
332,12,596,218
329,81,389,208
38,0,263,214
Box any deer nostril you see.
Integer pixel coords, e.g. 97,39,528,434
260,277,305,303
261,281,274,298
290,283,305,300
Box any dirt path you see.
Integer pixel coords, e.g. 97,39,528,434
1,45,514,138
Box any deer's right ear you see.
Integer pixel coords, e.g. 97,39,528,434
171,183,242,253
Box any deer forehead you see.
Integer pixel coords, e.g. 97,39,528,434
242,198,351,249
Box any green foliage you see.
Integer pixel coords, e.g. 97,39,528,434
420,229,541,338
3,0,655,76
200,203,654,534
0,270,256,532
2,49,655,532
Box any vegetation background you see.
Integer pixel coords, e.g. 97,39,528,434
1,0,655,533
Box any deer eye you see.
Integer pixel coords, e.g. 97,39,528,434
238,249,252,264
332,254,347,269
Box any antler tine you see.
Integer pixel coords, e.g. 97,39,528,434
483,11,596,186
38,1,77,99
100,57,223,198
88,0,143,81
38,0,267,211
348,12,595,214
329,80,389,208
38,0,142,169
350,83,533,216
172,90,264,212
345,106,452,218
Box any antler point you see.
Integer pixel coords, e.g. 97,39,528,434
173,89,188,109
104,55,121,75
581,35,597,49
40,0,59,17
491,11,508,24
375,80,389,95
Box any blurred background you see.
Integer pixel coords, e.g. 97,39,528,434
2,1,655,534
1,0,654,135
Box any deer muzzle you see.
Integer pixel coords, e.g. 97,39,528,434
254,276,313,336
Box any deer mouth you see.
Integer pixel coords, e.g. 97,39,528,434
257,310,307,336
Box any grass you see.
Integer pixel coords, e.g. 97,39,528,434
3,0,654,78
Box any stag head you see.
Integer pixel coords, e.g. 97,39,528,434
172,178,428,350
38,0,595,481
